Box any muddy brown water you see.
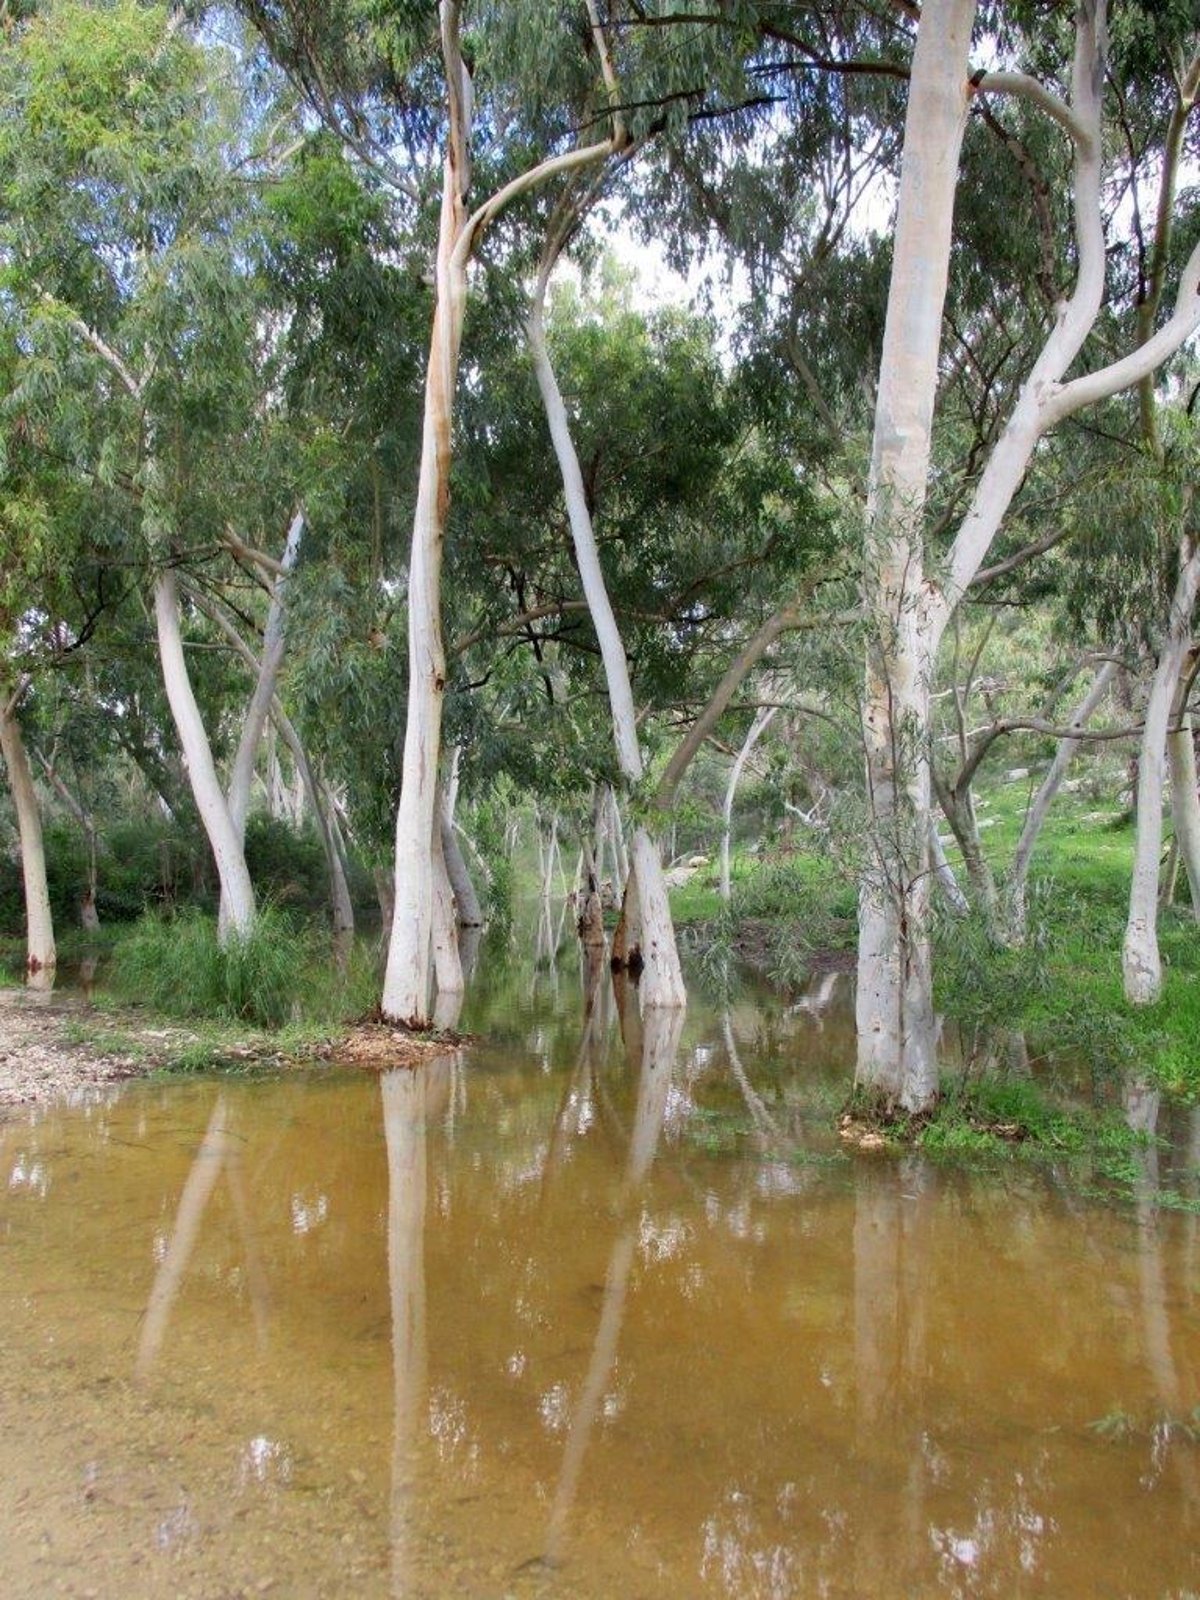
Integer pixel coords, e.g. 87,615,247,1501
1,953,1198,1598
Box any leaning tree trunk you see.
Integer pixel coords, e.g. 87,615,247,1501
0,696,56,987
855,0,977,1111
1004,658,1116,943
220,509,304,935
932,773,999,927
1124,537,1200,1003
226,509,304,841
528,250,684,1009
154,569,256,941
1167,663,1200,920
721,706,778,904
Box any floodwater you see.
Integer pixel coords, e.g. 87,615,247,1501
1,939,1198,1598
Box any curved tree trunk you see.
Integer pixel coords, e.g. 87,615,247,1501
1124,537,1200,1003
528,253,684,1008
856,0,977,1111
928,819,969,917
721,705,778,903
0,695,56,987
154,569,256,941
381,7,618,1025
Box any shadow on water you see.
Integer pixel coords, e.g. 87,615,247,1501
1,907,1199,1596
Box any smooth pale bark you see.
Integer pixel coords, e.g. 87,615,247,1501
858,0,1200,1102
136,1094,231,1381
154,569,256,940
218,511,303,934
185,583,354,945
1124,539,1200,1003
0,697,56,985
226,508,304,842
928,820,969,917
528,257,684,1008
1167,684,1200,920
856,0,977,1110
430,806,464,1003
382,138,467,1025
1004,659,1116,943
721,705,778,903
382,6,619,1026
440,811,482,926
544,1004,682,1567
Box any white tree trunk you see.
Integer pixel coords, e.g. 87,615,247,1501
528,259,684,1008
1124,538,1200,1002
154,570,256,941
441,810,482,926
1167,683,1200,920
431,804,464,1003
226,508,304,843
856,0,977,1111
721,706,778,903
0,696,56,987
1005,658,1116,942
928,820,969,916
382,146,468,1026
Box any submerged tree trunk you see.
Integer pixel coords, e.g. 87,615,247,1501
0,693,56,987
528,247,684,1009
154,569,256,941
855,0,977,1111
382,131,468,1026
1124,538,1200,1003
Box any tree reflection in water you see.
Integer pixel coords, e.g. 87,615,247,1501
383,1051,454,1599
543,996,685,1567
135,1091,269,1382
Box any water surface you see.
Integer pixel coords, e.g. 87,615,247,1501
2,951,1198,1597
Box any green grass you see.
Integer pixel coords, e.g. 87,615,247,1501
933,779,1200,1097
108,907,378,1032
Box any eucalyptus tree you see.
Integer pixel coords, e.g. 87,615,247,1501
855,0,1200,1105
0,0,311,943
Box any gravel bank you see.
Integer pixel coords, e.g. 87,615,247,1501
0,988,147,1111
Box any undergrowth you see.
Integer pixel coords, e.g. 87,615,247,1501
109,908,376,1029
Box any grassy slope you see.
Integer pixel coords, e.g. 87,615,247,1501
671,777,1200,1100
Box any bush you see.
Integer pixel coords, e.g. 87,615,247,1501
730,856,856,948
111,907,307,1028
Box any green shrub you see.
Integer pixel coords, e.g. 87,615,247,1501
730,857,856,950
111,907,307,1027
